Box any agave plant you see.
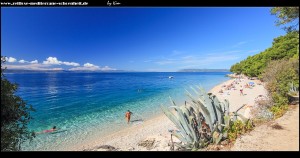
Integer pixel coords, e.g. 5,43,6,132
288,82,299,96
161,86,247,151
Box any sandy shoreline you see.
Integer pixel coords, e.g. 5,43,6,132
75,76,269,151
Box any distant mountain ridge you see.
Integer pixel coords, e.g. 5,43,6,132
177,69,230,72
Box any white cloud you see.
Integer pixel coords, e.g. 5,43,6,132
4,56,116,71
19,59,28,63
5,57,17,63
69,67,99,71
43,57,61,65
51,68,64,71
69,63,116,71
83,63,96,67
101,66,116,71
63,62,80,66
30,60,38,64
43,57,79,66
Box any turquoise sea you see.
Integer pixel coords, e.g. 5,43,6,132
5,72,230,150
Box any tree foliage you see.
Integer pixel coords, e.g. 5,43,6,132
1,56,35,151
271,7,299,32
230,31,299,77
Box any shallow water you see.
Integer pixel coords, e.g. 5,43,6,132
5,72,230,150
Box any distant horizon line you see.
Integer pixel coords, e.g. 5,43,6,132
4,68,231,73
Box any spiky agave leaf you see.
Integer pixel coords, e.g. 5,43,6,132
211,95,222,124
190,86,201,97
197,86,212,103
169,96,177,107
223,115,230,128
172,106,194,142
186,103,201,124
171,131,188,144
185,103,203,130
196,87,218,125
160,105,184,134
224,99,230,116
168,97,196,137
216,133,223,145
179,106,198,141
181,105,192,120
185,90,213,131
161,104,195,144
186,104,198,123
190,99,213,132
169,107,194,143
214,99,225,131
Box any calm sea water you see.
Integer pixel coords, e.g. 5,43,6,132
5,72,230,150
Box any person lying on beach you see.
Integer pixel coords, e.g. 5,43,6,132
245,84,250,88
35,126,57,134
125,110,133,124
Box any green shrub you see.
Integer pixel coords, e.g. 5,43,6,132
227,119,254,142
272,93,288,107
262,57,299,117
270,104,289,119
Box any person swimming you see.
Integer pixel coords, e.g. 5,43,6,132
35,126,57,134
43,126,57,133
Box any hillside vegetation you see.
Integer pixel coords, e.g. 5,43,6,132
230,31,299,78
230,7,299,119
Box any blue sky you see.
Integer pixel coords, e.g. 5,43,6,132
1,7,285,72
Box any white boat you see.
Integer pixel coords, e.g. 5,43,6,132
168,76,174,79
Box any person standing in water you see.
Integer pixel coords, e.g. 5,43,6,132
125,110,133,124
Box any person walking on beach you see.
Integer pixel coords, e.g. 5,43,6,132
125,110,133,124
240,87,244,96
